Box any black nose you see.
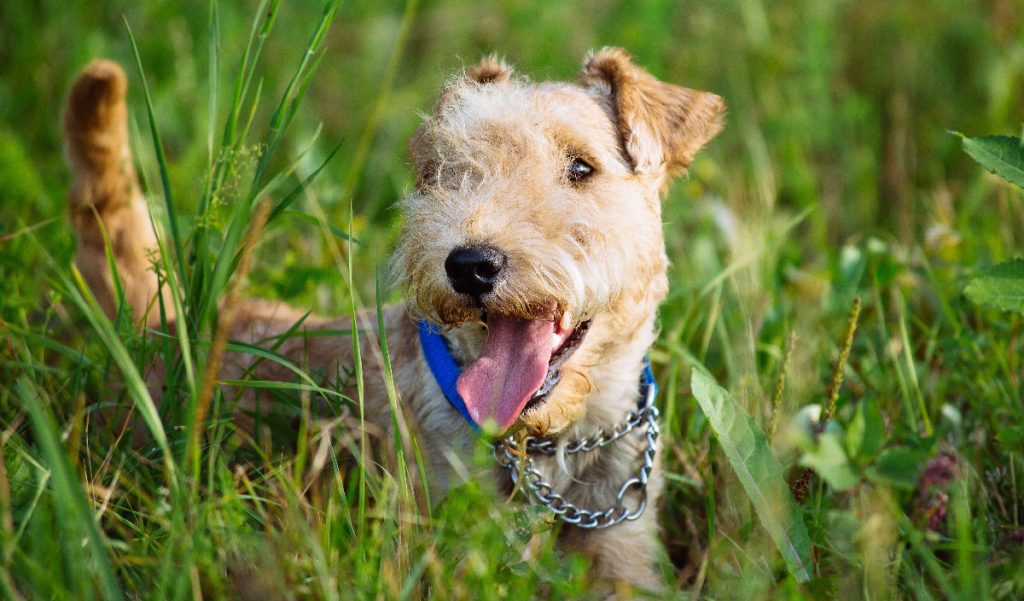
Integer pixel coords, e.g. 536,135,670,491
445,245,507,300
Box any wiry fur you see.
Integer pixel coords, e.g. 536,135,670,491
65,49,724,596
65,60,175,329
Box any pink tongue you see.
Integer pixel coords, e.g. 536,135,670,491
456,316,554,431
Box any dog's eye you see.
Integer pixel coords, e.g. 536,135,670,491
566,157,594,182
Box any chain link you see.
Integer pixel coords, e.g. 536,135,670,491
495,380,660,529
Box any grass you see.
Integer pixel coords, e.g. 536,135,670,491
1,0,1024,598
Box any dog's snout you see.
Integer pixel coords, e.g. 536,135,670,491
445,245,507,300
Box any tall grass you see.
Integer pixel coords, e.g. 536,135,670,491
1,0,1023,599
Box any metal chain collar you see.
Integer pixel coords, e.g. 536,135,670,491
494,380,660,529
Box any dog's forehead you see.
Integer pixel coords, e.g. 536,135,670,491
534,82,618,140
438,80,618,149
531,81,610,123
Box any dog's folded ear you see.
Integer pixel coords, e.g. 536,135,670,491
581,47,725,177
442,55,513,105
466,54,513,85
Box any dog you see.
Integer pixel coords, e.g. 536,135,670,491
64,48,724,594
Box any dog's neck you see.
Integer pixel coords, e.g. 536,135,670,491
560,298,659,443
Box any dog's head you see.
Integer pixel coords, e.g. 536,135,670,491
393,48,724,435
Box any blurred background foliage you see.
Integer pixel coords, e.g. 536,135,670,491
3,0,1022,282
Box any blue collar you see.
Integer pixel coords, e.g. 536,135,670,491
417,319,476,427
416,319,657,430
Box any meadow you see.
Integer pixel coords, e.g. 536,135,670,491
1,0,1023,598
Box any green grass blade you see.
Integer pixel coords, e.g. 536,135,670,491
267,142,346,225
223,0,278,148
201,0,340,336
61,267,178,488
250,0,341,192
206,0,220,169
217,379,349,400
145,193,197,402
376,271,431,512
335,0,420,209
282,208,356,244
191,0,277,334
124,21,187,289
347,208,368,537
17,378,125,601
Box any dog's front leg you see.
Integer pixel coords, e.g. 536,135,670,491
563,509,667,598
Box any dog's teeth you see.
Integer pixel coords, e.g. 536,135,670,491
559,311,572,331
552,332,562,348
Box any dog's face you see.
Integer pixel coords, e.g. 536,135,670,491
393,48,724,435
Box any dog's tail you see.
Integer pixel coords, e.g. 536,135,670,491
65,60,173,328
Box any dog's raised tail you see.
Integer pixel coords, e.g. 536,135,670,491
64,59,174,328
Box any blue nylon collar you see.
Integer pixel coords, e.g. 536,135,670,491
417,319,477,428
417,319,657,430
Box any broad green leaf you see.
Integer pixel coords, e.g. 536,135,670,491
866,446,925,490
847,399,885,462
1,441,35,509
691,369,814,582
959,134,1024,189
965,258,1024,315
800,423,858,491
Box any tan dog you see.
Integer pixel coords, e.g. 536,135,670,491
65,49,724,594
